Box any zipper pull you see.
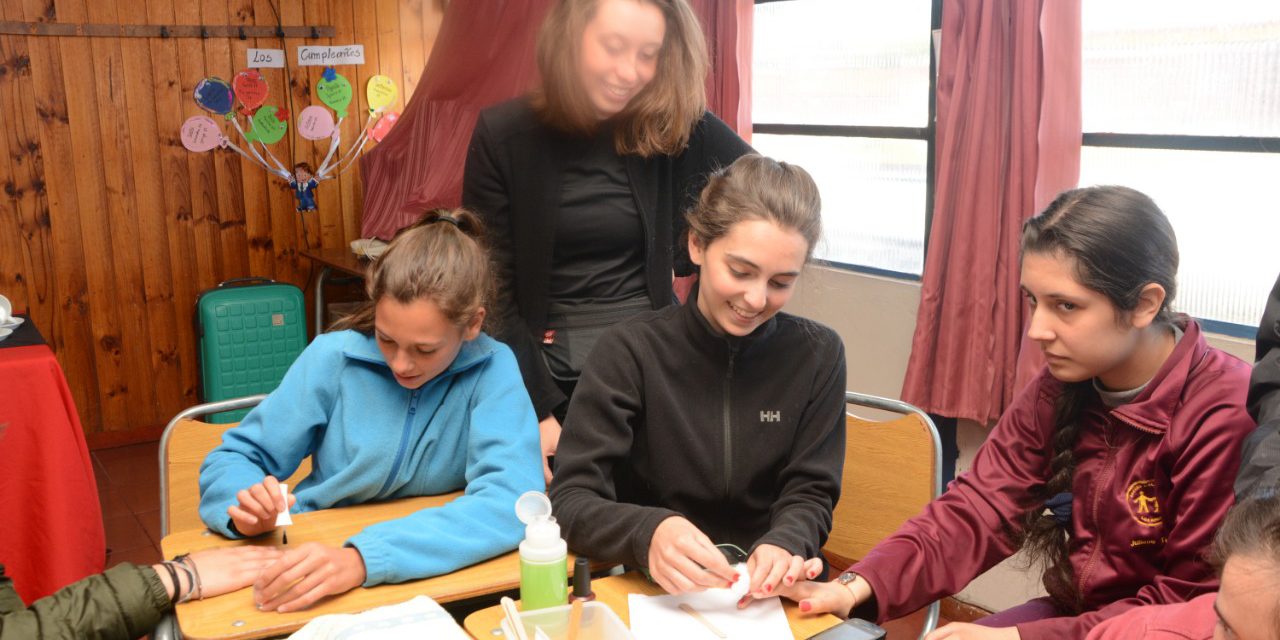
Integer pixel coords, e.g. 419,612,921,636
408,389,418,415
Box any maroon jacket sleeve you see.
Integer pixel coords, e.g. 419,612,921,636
1016,378,1253,638
850,378,1054,622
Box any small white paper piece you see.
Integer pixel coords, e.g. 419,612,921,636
275,483,294,526
297,45,365,66
247,48,285,68
287,595,469,639
628,564,791,639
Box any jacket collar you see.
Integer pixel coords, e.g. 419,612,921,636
680,292,779,351
1110,317,1209,435
339,330,495,379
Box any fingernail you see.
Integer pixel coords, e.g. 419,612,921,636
786,577,794,586
765,584,773,594
725,582,733,589
808,570,818,578
800,601,812,612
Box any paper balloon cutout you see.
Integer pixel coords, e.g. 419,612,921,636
297,105,335,141
180,115,223,152
316,68,353,119
243,105,288,145
232,70,269,115
194,77,235,116
366,75,397,113
370,111,399,142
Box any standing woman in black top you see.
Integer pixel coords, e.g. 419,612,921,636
463,0,753,483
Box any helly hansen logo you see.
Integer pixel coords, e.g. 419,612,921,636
760,410,781,423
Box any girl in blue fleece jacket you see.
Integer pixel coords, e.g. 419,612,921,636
198,209,543,613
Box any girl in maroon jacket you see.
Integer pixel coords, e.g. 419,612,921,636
772,186,1256,639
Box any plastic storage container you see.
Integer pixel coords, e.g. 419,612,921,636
505,601,634,640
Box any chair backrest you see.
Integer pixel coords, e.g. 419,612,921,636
159,396,311,536
826,391,943,564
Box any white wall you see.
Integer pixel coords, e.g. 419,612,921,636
789,264,1258,612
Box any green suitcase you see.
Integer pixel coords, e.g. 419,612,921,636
195,278,307,423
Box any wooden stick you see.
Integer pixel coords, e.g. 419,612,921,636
500,597,529,640
567,599,583,640
679,603,728,639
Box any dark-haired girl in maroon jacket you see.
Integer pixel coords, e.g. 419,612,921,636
771,186,1256,640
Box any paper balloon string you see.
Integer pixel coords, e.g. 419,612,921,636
232,70,270,116
366,75,397,113
316,67,353,119
180,115,224,152
194,77,235,116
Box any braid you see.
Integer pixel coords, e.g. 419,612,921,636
1018,381,1092,614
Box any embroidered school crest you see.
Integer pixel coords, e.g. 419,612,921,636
1126,480,1163,527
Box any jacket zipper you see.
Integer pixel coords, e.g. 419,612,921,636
377,388,421,496
722,344,738,499
1076,420,1118,596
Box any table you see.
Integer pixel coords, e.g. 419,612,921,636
162,493,590,640
464,572,842,640
0,315,106,604
300,248,371,335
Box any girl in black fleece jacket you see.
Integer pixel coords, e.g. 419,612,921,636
550,155,846,601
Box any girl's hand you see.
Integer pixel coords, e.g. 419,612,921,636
648,516,740,594
227,476,296,537
539,415,561,485
253,542,366,613
744,544,823,600
151,546,283,602
775,576,868,619
924,623,1021,640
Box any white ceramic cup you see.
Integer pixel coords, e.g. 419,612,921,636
0,295,11,326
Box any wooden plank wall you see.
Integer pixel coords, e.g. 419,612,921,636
0,0,445,446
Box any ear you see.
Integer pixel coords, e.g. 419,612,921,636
1130,283,1167,330
687,233,706,268
463,307,486,342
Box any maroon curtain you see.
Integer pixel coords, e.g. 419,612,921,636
900,0,1081,425
360,0,554,239
361,0,754,241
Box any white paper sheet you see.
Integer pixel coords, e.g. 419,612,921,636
275,483,294,526
628,565,792,640
287,595,468,639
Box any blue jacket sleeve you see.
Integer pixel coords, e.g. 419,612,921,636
346,347,543,585
197,335,341,537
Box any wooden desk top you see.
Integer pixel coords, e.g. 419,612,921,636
299,247,371,277
463,572,842,640
162,493,547,640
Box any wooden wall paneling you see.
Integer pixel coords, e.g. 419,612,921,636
47,0,133,430
81,0,162,428
145,0,203,411
335,0,365,245
280,0,316,283
0,37,32,315
252,0,305,310
114,0,184,423
227,0,276,281
11,0,103,431
374,0,404,118
200,0,251,284
397,0,425,105
174,2,224,295
347,1,381,242
304,0,343,251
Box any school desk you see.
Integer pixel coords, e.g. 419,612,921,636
161,492,589,640
0,315,106,604
299,248,370,335
463,571,843,639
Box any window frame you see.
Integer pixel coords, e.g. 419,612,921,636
750,0,943,281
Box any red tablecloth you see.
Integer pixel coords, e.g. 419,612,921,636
0,344,106,604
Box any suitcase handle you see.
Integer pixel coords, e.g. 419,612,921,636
217,277,276,288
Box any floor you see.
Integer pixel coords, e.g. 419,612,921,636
94,440,164,570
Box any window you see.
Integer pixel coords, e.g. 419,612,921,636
1081,1,1280,334
752,0,940,278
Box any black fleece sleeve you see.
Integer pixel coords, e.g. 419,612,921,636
462,114,566,419
1237,272,1280,498
0,563,169,640
671,112,754,276
549,329,680,568
751,335,847,558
